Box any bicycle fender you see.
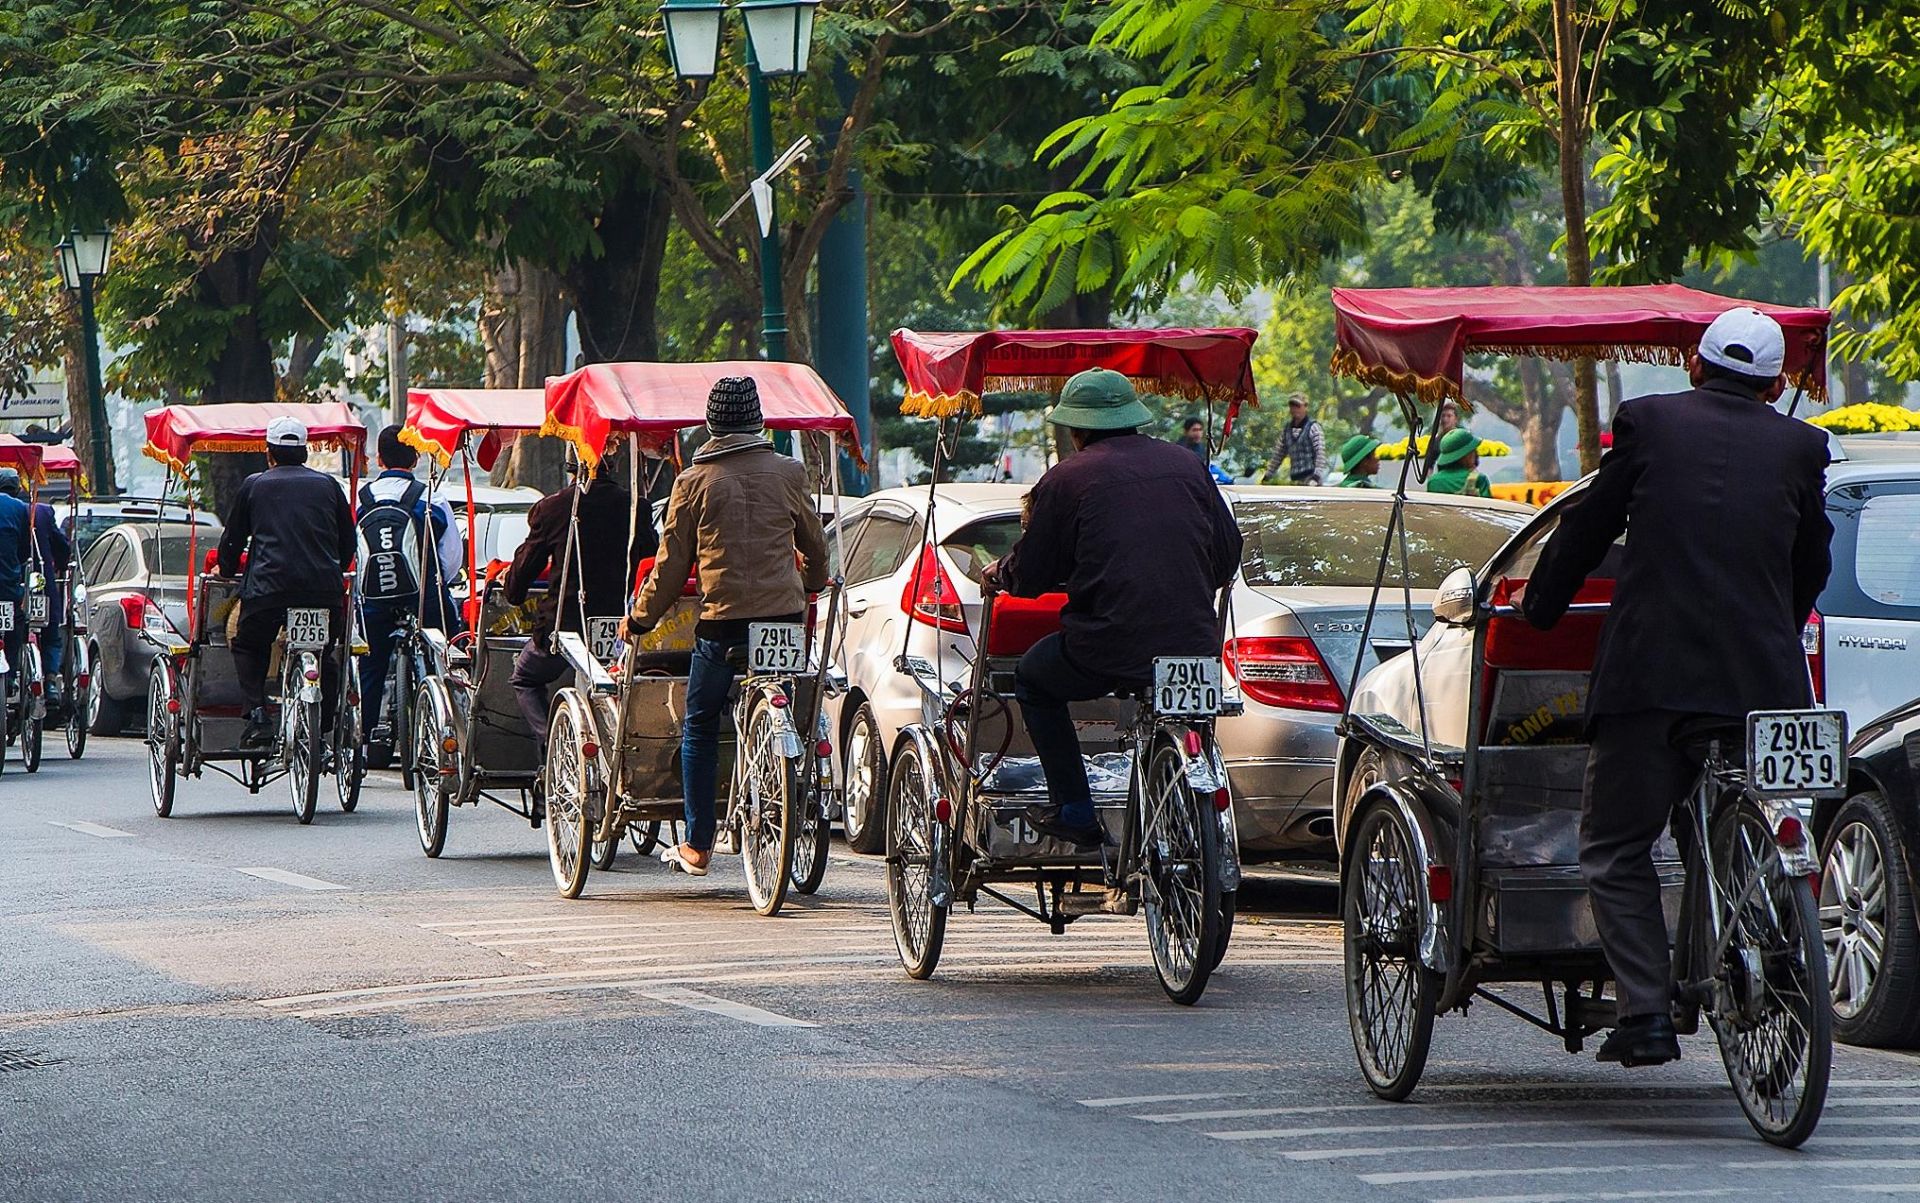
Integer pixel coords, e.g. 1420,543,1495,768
1357,779,1455,976
1754,795,1819,876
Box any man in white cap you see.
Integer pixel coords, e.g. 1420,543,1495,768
1521,306,1832,1068
217,416,358,746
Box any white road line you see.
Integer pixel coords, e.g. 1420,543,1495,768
236,867,347,891
1079,1092,1250,1108
1280,1135,1897,1162
1836,1189,1920,1195
639,987,816,1028
477,927,876,949
1724,1159,1920,1171
1436,1190,1748,1203
1212,1114,1920,1142
1411,1078,1920,1094
1363,1163,1689,1187
47,820,135,838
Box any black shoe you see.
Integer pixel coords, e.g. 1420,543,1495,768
1020,804,1104,849
241,708,275,748
1596,1014,1681,1067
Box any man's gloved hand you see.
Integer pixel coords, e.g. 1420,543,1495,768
981,559,1003,591
624,614,653,641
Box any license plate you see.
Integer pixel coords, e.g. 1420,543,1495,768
1748,709,1848,797
26,594,46,625
1154,656,1222,716
748,622,808,676
587,617,624,663
286,607,329,651
0,602,15,633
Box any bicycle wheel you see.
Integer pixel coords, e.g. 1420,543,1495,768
1706,795,1831,1147
335,662,364,813
412,681,451,858
20,645,41,774
288,693,321,825
65,639,89,759
628,821,666,855
147,661,177,818
591,831,619,870
1343,795,1439,1101
1139,740,1223,1005
790,771,831,896
544,691,594,898
395,642,416,792
739,693,798,917
885,739,947,979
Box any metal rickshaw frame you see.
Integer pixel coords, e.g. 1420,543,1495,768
1328,284,1838,1143
397,387,550,855
32,442,94,762
879,326,1261,1004
533,359,862,904
139,402,371,823
0,435,49,772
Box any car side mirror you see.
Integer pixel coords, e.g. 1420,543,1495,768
1432,566,1478,626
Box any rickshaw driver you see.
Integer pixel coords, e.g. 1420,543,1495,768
0,470,69,703
985,368,1242,848
0,471,30,695
624,377,830,876
1520,307,1833,1068
216,417,359,748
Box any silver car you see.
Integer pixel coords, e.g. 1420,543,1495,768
78,521,207,734
824,483,1533,860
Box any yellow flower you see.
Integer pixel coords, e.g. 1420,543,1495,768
1808,403,1920,435
1377,436,1513,459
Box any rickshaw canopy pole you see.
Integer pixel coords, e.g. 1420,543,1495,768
889,327,1259,429
142,401,368,476
1330,285,1832,408
401,388,548,470
541,360,862,474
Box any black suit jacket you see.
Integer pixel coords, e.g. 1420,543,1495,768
503,479,655,641
1521,378,1833,720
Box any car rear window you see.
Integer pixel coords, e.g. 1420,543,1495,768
1853,493,1920,606
1238,499,1529,589
944,517,1023,583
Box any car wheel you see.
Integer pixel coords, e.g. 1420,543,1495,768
841,701,887,854
1820,789,1920,1048
91,645,128,737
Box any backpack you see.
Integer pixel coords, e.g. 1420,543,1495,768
357,480,429,604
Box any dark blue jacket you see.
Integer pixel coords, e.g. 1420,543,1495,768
0,494,31,602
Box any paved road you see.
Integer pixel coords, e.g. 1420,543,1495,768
4,740,1917,1201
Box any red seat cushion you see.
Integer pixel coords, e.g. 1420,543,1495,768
1483,577,1612,672
984,593,1068,657
634,556,700,599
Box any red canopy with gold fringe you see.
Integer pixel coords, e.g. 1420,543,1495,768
143,402,367,476
890,328,1259,425
40,443,81,478
0,434,46,483
1330,285,1831,408
402,388,546,470
542,360,862,473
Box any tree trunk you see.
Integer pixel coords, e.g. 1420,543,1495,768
565,180,671,365
482,260,572,493
1514,357,1565,481
197,225,282,515
1552,0,1601,475
1041,287,1116,461
59,291,117,497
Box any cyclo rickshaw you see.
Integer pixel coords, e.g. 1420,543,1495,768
38,443,97,761
141,402,371,824
395,387,550,857
1329,285,1835,1146
535,359,857,908
0,435,49,771
879,327,1255,1004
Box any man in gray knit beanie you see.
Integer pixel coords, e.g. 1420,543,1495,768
707,376,763,435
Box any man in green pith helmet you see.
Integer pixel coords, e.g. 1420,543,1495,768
1426,427,1492,497
1336,434,1381,488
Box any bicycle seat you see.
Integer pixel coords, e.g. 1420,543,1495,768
724,645,751,672
1669,716,1745,761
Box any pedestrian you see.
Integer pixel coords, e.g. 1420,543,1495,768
503,457,654,752
1521,307,1833,1067
1437,401,1462,436
1175,417,1209,460
1264,393,1327,485
986,368,1242,847
216,418,358,747
356,425,464,751
1426,427,1492,497
0,470,70,704
625,376,829,876
1336,434,1382,489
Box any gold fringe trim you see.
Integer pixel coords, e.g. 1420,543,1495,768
1333,343,1829,404
901,390,983,419
1328,347,1469,410
398,425,453,467
142,433,363,479
538,412,604,474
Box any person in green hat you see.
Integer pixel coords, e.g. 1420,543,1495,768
1427,427,1492,497
986,367,1242,847
1336,434,1382,488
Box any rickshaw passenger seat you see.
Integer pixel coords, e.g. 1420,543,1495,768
1482,578,1613,672
634,555,701,598
983,593,1069,658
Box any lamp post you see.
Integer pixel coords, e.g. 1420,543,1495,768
55,229,113,490
663,0,820,364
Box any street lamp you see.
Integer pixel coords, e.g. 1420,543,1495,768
54,229,113,490
663,0,821,362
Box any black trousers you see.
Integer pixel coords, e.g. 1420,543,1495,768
231,598,344,726
512,640,570,749
1014,633,1137,825
1582,708,1717,1018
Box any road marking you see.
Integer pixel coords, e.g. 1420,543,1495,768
1363,1164,1688,1187
1079,1092,1249,1108
1140,1096,1733,1123
1437,1190,1748,1203
236,867,348,891
1724,1159,1920,1171
1212,1113,1920,1142
639,987,816,1028
48,820,134,839
1410,1078,1920,1094
1279,1135,1897,1162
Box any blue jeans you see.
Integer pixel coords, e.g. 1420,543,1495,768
681,635,744,853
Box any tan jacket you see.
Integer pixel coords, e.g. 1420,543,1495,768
632,435,829,627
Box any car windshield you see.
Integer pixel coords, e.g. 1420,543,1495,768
944,516,1023,583
1237,499,1531,589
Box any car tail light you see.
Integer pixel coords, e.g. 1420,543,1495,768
1224,636,1345,713
1803,611,1824,703
117,595,147,628
901,545,968,634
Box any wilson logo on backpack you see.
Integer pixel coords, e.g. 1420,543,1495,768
357,480,427,603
